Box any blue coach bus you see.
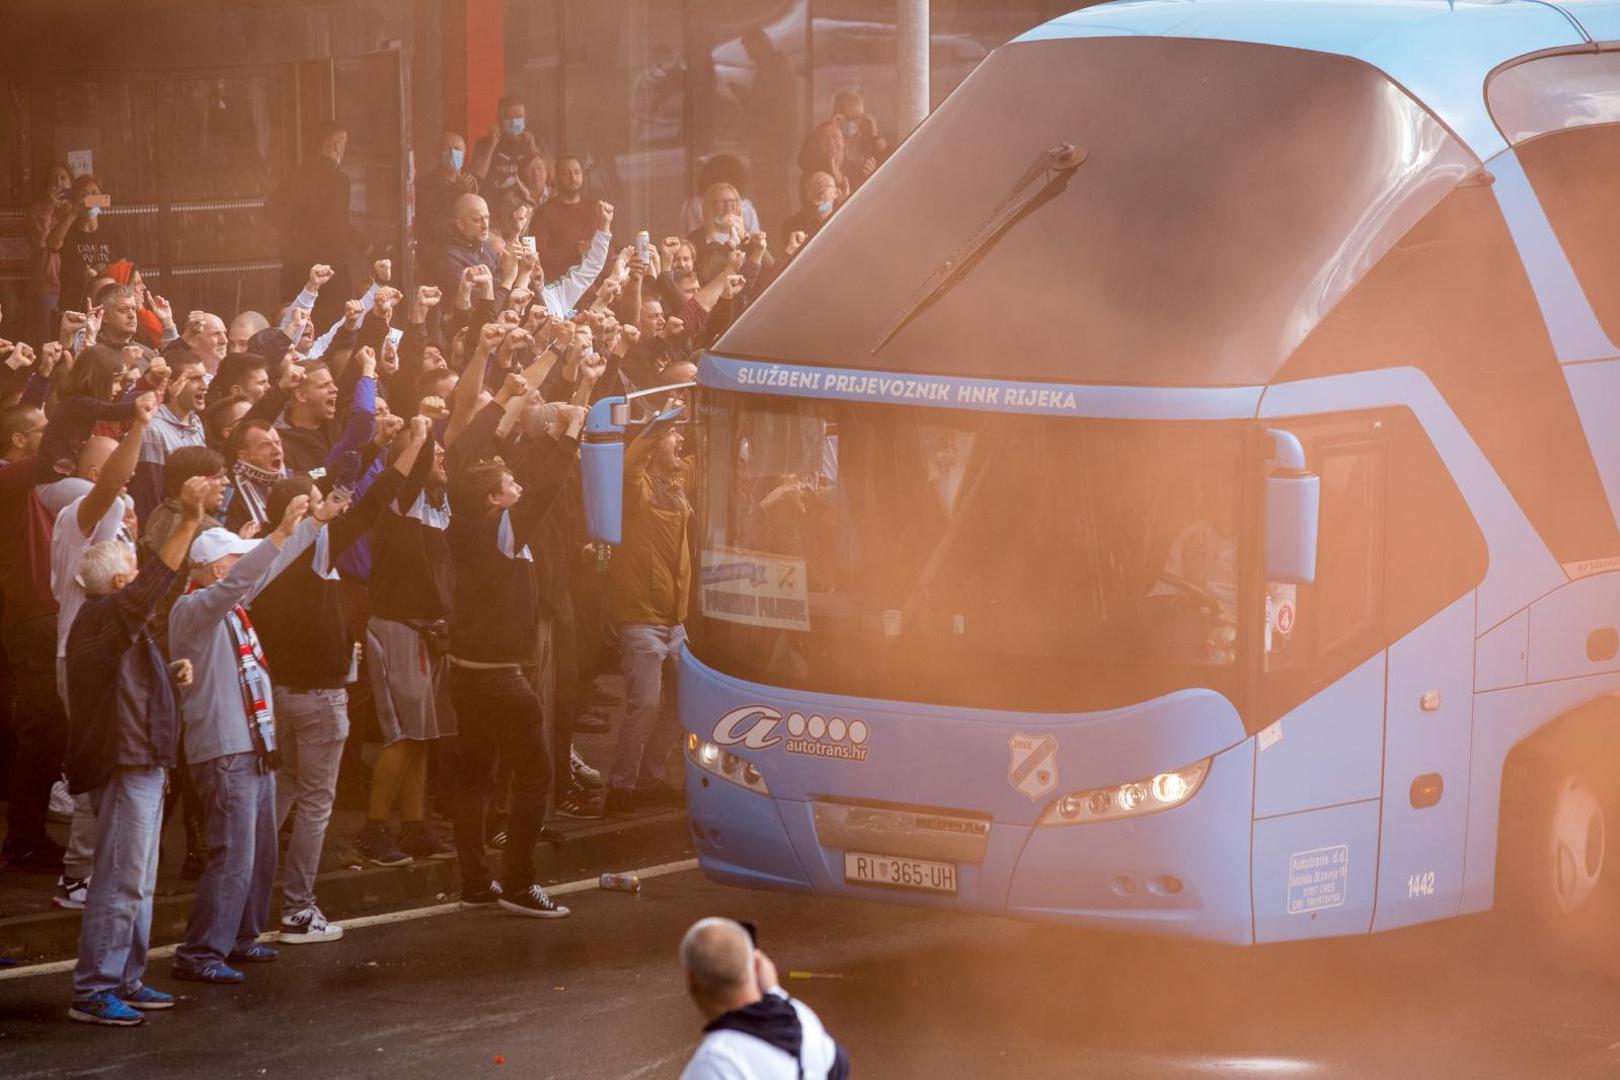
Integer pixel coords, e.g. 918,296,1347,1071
584,0,1620,950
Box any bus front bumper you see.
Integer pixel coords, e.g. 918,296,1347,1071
686,740,1256,944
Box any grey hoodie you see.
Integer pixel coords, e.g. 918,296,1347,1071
132,403,206,523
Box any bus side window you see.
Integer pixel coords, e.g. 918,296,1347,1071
1261,433,1387,711
1516,122,1620,348
1258,409,1486,725
1314,445,1386,656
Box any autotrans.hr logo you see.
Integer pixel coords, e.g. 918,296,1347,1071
712,705,871,763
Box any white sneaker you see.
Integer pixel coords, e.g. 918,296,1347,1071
53,874,90,910
279,904,344,944
48,780,75,822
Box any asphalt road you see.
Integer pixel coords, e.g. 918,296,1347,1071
3,862,1620,1079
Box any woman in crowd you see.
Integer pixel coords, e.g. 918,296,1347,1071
27,162,74,342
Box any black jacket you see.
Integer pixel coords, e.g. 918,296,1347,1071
445,403,575,663
249,469,402,690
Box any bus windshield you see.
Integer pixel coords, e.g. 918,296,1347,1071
691,391,1248,713
718,36,1474,387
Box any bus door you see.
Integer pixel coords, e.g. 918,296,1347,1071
1252,418,1389,942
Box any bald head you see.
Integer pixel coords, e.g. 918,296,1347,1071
77,435,117,482
680,918,759,1019
454,193,491,244
229,310,269,353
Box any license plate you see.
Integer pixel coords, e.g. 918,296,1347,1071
844,851,958,894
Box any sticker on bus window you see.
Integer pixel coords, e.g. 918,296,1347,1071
700,548,811,632
1286,844,1349,915
1264,583,1300,672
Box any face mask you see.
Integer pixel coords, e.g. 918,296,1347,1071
444,147,464,172
86,205,101,221
816,200,833,217
502,117,525,137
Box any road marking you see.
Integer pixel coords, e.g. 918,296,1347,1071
0,857,700,982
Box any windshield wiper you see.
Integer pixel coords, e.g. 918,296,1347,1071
871,142,1086,355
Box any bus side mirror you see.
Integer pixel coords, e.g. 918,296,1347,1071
581,396,627,545
1263,429,1318,585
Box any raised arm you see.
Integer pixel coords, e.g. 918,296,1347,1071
444,320,505,446
46,205,80,252
508,407,586,549
76,392,155,539
171,496,311,637
325,419,422,556
546,205,614,314
325,348,378,469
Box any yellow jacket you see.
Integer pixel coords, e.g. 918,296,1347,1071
607,438,691,626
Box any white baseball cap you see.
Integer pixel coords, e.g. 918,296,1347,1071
190,528,259,567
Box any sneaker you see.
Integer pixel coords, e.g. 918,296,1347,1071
570,748,605,789
354,823,412,868
227,943,280,963
498,883,571,919
460,879,504,908
555,791,603,820
48,779,75,821
69,991,144,1026
52,874,90,910
170,961,245,984
279,904,344,944
399,822,455,861
119,984,175,1010
603,789,635,820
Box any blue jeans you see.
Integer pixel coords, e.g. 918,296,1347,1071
608,624,686,795
72,766,166,998
177,753,277,969
273,687,349,912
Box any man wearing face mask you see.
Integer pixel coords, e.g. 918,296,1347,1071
417,131,478,275
471,95,548,193
269,124,366,332
831,91,887,184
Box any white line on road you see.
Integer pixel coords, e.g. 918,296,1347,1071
0,857,700,982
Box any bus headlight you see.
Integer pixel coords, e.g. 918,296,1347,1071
686,732,771,796
1038,758,1210,826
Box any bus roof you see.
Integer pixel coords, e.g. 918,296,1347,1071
1018,0,1618,160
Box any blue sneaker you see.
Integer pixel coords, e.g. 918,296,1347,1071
228,943,280,964
170,961,245,985
69,991,144,1026
119,984,175,1010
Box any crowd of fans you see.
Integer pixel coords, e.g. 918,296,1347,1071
6,88,887,1027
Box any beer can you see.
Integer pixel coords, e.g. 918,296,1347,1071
600,872,641,893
